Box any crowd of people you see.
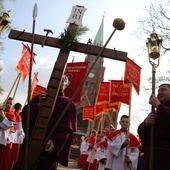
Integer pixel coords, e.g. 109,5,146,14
0,82,170,170
77,115,141,170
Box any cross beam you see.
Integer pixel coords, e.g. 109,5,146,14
9,30,127,61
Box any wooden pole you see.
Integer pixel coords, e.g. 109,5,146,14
124,84,133,170
5,73,21,101
12,73,21,99
87,117,101,170
149,63,156,170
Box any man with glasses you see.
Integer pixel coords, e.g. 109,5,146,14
138,83,170,170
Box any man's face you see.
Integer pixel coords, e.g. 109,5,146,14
5,99,14,111
157,85,170,103
119,117,129,130
105,126,111,133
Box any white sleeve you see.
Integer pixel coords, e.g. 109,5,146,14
128,148,139,170
0,118,12,130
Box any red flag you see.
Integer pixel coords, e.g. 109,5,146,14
64,62,88,104
110,80,131,105
31,85,46,99
30,73,39,100
96,82,110,104
83,106,95,122
124,57,141,94
108,102,121,112
15,44,36,81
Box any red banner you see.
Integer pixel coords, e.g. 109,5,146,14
32,85,46,99
96,82,110,104
64,62,88,104
30,73,39,100
83,106,95,122
108,102,121,112
124,57,141,94
15,44,36,81
110,80,131,105
95,101,121,116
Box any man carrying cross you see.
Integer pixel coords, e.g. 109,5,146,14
16,75,77,170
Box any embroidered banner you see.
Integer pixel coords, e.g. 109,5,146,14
64,62,88,104
110,80,131,105
96,82,110,104
124,57,141,94
83,105,95,122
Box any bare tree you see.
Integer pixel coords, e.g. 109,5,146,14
133,0,170,91
134,0,170,55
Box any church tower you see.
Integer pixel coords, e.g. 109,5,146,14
80,16,105,107
75,17,106,135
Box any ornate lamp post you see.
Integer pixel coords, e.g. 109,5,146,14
146,32,162,170
0,11,11,34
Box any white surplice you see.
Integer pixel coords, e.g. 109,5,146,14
106,131,139,170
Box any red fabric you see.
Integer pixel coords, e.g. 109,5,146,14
96,82,110,103
78,154,87,165
64,62,88,104
89,136,96,147
30,73,39,100
91,159,98,170
31,85,46,99
110,80,131,105
5,110,15,122
108,129,141,148
83,106,95,122
14,112,22,121
1,143,12,170
8,144,20,169
124,57,141,94
0,144,5,169
81,155,88,170
5,110,16,133
100,138,108,149
15,44,36,81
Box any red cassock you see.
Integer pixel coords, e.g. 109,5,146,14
1,110,15,170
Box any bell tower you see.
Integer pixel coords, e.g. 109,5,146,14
80,16,105,107
75,17,106,135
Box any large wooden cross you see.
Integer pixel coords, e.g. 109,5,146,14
8,5,127,169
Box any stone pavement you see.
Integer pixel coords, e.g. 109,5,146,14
58,159,81,170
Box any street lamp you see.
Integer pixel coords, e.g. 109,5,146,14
146,32,162,170
0,11,11,34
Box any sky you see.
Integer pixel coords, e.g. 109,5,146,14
0,0,152,134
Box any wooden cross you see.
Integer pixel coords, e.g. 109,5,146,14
8,5,127,169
